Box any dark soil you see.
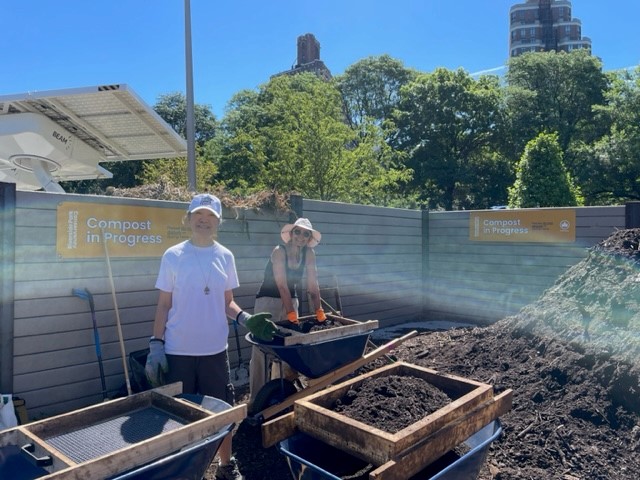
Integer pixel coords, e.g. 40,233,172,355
206,228,640,480
308,318,342,332
332,375,452,434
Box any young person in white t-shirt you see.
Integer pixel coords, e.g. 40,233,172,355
145,193,274,480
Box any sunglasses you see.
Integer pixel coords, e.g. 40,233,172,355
293,228,311,238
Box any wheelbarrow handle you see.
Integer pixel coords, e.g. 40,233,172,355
21,443,53,467
273,329,292,338
363,330,418,361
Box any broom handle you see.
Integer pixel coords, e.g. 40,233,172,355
102,230,133,396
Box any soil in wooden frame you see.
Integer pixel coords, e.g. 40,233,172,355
331,374,452,434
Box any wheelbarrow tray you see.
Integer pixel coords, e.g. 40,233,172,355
246,328,374,379
108,394,234,480
2,420,233,480
273,314,378,347
110,425,230,480
278,419,502,480
0,385,246,479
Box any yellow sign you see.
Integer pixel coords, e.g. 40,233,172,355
57,201,191,258
469,209,575,243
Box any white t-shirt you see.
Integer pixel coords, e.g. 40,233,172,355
155,240,239,355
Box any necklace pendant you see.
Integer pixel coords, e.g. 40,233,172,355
204,286,210,295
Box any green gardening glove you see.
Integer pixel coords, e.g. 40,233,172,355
244,312,278,341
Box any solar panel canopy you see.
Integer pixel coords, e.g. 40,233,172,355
0,84,187,192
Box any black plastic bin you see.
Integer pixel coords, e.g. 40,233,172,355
278,419,502,480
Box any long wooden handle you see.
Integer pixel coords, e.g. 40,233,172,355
102,229,132,396
362,330,418,361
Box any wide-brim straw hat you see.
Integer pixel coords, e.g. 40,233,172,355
281,218,321,248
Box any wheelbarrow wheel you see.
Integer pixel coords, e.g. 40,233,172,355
250,378,297,416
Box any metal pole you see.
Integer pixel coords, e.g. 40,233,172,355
184,0,197,192
0,183,16,393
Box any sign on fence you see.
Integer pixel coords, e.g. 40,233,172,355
56,201,190,258
469,209,576,243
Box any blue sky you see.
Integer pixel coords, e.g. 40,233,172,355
3,1,639,118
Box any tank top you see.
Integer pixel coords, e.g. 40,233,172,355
256,244,307,298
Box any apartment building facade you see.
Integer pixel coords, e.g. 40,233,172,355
509,0,592,57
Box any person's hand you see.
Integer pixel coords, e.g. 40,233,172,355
287,311,299,325
145,338,168,388
315,308,327,322
246,312,278,341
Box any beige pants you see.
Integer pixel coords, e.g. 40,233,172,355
249,296,299,404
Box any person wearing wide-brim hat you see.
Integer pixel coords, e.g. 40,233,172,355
279,217,322,248
248,217,325,407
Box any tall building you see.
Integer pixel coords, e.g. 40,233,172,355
271,33,332,80
509,0,592,57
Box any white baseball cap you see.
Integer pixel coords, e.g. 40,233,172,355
188,193,222,218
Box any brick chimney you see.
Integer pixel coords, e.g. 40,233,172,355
296,33,320,67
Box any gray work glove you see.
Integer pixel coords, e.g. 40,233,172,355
145,338,168,388
239,311,278,341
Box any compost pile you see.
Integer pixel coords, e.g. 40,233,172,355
205,228,640,480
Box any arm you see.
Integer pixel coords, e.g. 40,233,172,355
305,248,322,312
152,290,172,339
225,289,244,321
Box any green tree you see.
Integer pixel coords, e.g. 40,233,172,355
140,150,218,191
570,67,640,204
508,132,581,208
138,93,221,190
505,50,609,155
215,72,410,204
209,89,268,191
153,92,218,146
260,74,358,199
334,55,417,127
391,68,508,210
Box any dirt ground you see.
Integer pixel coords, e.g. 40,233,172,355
206,228,640,480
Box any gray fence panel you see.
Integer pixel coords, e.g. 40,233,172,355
3,185,628,419
425,207,625,323
302,199,423,326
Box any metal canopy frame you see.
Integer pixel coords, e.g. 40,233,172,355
0,84,186,191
